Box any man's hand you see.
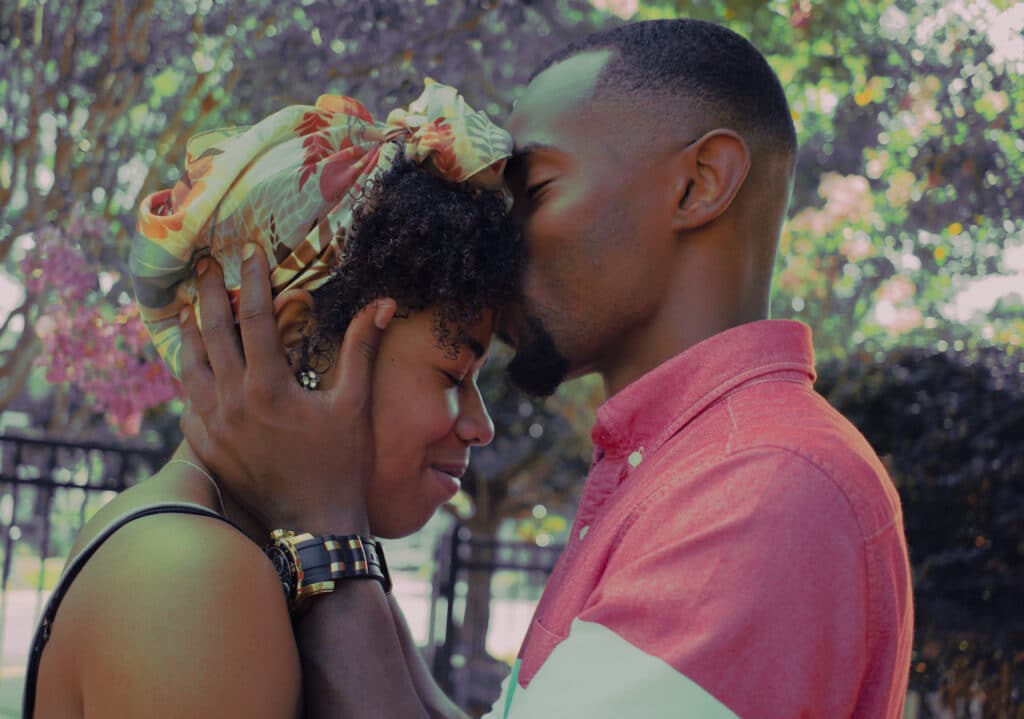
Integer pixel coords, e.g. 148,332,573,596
178,244,396,535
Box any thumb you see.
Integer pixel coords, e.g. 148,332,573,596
179,408,211,469
334,298,397,405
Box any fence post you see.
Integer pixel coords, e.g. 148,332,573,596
432,523,464,692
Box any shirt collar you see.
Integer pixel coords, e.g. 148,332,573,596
590,320,816,456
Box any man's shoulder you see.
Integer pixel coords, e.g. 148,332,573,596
686,375,892,488
650,388,902,543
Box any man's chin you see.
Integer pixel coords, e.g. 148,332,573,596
503,312,569,397
507,358,567,397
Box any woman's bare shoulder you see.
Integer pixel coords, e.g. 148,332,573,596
60,483,285,640
45,487,300,717
65,464,221,564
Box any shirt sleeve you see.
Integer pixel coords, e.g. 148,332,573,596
504,447,875,719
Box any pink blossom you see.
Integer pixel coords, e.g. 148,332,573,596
841,233,874,262
878,275,916,304
26,211,183,438
789,207,831,235
819,173,873,225
881,305,923,336
588,0,639,19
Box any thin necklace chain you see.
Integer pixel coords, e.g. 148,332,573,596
165,458,229,520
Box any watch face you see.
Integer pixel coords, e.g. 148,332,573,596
267,545,295,598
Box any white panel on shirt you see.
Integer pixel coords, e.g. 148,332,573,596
483,618,739,719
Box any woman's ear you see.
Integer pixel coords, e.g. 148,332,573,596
273,289,316,367
670,129,751,232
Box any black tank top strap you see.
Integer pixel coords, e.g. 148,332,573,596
22,502,242,719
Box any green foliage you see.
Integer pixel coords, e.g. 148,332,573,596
631,0,1023,362
3,0,1019,422
0,0,609,426
771,0,1023,361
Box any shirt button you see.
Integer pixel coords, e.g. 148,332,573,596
628,450,644,467
579,525,589,541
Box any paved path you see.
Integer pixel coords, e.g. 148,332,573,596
0,589,47,717
0,675,22,717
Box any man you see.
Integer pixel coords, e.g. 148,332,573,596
179,19,913,718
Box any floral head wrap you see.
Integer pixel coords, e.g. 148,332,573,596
130,79,512,377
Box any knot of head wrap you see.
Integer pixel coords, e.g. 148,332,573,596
129,80,512,377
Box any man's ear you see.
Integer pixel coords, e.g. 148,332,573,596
273,288,316,365
670,130,751,232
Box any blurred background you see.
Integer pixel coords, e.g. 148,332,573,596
0,0,1021,716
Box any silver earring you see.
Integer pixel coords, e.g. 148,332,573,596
297,368,320,391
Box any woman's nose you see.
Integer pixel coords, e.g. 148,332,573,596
457,394,495,447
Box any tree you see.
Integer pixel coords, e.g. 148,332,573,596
9,0,1018,438
0,0,612,432
817,344,1024,717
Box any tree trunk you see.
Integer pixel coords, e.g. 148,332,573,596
452,476,507,716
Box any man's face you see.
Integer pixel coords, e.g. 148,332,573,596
502,51,678,396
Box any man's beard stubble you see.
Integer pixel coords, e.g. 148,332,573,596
506,313,569,398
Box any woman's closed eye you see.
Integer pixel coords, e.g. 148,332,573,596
441,370,466,389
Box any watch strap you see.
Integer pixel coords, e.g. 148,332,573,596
276,532,391,598
298,533,391,594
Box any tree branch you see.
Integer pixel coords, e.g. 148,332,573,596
0,326,41,410
0,299,32,340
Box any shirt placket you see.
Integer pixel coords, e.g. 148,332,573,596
572,449,625,544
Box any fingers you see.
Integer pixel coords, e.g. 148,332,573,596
179,406,211,464
237,243,293,379
332,298,397,408
194,257,245,377
178,304,215,414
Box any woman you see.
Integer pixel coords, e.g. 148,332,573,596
25,82,520,717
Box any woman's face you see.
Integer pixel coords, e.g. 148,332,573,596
362,307,496,538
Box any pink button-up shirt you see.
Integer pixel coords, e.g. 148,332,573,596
487,319,914,719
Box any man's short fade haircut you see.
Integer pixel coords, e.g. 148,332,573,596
531,19,797,158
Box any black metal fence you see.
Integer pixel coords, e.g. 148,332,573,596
0,435,166,580
429,526,564,714
0,434,167,673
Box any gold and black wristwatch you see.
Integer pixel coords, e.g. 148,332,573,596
265,530,391,613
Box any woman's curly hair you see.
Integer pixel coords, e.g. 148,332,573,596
305,155,522,370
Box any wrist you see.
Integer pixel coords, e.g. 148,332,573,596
266,529,390,615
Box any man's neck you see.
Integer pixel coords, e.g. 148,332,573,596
597,232,773,398
599,303,768,398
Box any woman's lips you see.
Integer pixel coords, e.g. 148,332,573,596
430,467,462,497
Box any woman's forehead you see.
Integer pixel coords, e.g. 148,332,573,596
390,306,493,359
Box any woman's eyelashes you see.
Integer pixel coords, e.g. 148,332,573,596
441,370,466,389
